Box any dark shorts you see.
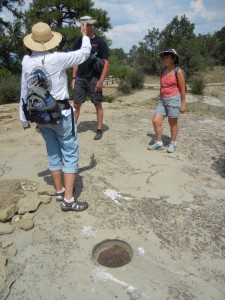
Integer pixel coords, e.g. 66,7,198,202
73,77,103,104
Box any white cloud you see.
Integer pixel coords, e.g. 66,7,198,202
0,7,12,21
0,1,32,21
190,0,221,19
94,0,182,51
1,0,224,52
93,0,225,52
105,22,147,51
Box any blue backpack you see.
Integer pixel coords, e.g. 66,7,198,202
161,66,187,92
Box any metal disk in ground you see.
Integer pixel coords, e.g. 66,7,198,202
92,239,133,268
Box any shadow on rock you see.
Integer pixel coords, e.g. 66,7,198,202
79,154,97,173
37,169,53,186
75,154,97,200
211,142,225,177
147,133,171,146
77,121,109,133
37,154,97,199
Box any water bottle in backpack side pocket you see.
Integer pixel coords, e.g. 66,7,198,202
45,96,61,124
32,99,51,123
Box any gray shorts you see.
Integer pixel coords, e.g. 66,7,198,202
155,94,181,118
73,76,103,104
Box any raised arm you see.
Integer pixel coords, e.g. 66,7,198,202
58,23,91,69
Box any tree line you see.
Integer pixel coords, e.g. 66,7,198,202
110,16,225,79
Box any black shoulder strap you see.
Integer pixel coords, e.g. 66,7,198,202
161,67,167,76
174,66,180,84
174,66,187,92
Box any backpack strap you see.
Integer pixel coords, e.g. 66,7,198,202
174,66,187,92
70,106,75,137
161,67,167,76
174,66,180,86
22,98,31,121
57,100,75,136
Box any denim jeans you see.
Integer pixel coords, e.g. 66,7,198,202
38,114,79,174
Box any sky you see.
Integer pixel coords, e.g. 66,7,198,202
93,0,225,52
1,0,225,53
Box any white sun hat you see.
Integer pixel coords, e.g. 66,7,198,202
76,16,98,27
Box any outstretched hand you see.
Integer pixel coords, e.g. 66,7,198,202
80,22,88,36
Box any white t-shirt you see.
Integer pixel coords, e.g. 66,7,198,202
20,36,91,127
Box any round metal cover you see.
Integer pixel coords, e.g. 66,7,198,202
92,239,133,268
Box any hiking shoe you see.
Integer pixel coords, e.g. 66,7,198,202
147,141,163,150
94,129,103,140
61,199,88,212
167,142,176,153
56,189,65,202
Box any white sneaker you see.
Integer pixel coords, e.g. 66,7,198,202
147,141,163,150
167,142,176,153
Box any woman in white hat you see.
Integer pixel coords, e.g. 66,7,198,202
20,22,91,212
148,48,186,153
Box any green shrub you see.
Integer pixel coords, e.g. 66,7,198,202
0,67,12,78
109,63,130,79
118,80,132,94
126,69,144,89
103,95,114,103
0,75,21,104
189,76,206,95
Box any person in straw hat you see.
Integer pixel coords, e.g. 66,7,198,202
71,16,110,140
20,22,91,212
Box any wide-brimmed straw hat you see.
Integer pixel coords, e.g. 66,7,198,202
75,16,98,27
23,22,62,52
159,48,180,64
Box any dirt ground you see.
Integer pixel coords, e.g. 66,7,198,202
0,87,225,300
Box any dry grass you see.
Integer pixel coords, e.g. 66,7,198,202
199,66,225,83
186,101,225,117
144,75,160,85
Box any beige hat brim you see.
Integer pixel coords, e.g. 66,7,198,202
23,31,62,52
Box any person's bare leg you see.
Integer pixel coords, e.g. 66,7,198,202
152,114,165,141
63,173,76,200
51,170,63,192
94,103,103,130
74,103,82,123
168,117,178,142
